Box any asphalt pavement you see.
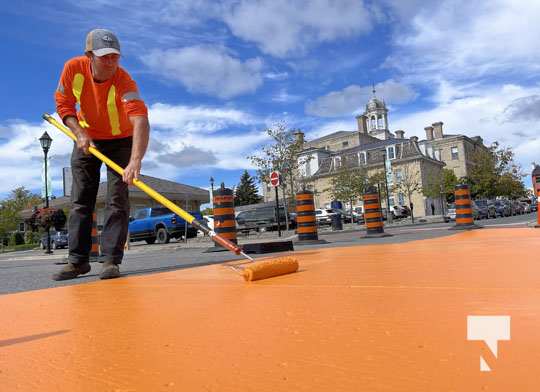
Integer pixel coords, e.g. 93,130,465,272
0,212,535,295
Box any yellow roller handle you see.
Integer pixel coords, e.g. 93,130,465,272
42,113,249,258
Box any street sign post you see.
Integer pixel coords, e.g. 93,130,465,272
269,171,281,237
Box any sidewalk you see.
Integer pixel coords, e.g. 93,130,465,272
1,228,538,391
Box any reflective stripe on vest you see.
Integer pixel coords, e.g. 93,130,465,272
122,91,141,102
107,85,121,136
72,73,90,128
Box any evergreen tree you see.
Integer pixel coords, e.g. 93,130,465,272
234,170,263,206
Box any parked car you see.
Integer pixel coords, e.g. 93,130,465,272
41,230,69,249
331,208,353,223
235,206,288,233
492,200,511,217
392,205,410,219
352,206,364,223
129,207,201,244
444,203,456,222
473,199,492,219
315,208,337,225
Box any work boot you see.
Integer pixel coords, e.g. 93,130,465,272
99,261,120,280
52,262,91,281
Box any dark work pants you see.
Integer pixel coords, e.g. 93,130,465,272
68,137,132,265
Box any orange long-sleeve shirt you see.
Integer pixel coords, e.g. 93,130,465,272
55,56,148,140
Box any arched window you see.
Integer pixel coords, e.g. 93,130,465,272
370,117,376,129
377,115,383,129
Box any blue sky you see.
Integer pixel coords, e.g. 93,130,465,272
1,0,540,201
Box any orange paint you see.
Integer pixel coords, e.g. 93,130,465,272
1,228,539,391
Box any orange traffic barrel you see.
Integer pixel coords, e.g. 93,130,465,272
89,212,100,262
294,191,328,245
362,187,392,238
213,186,237,245
295,191,318,241
532,165,540,228
450,184,481,230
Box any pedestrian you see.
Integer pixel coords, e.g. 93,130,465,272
52,29,149,281
431,202,435,215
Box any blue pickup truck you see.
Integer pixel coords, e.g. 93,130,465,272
128,207,202,244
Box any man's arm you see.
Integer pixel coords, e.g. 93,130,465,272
123,115,150,185
64,116,93,154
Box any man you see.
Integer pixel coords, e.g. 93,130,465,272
52,29,149,281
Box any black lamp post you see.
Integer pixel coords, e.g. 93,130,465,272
381,151,393,224
209,176,215,209
39,131,53,254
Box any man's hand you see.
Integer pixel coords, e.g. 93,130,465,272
123,158,141,185
75,131,94,155
64,116,94,154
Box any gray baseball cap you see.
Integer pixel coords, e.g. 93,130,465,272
85,29,121,56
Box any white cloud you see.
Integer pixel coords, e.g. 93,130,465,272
223,0,372,57
386,0,540,82
306,80,417,117
271,89,303,104
148,103,256,134
141,46,264,98
391,81,540,174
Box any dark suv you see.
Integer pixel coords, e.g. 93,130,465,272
41,230,69,249
235,207,288,233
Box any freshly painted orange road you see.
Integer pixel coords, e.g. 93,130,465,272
1,228,540,391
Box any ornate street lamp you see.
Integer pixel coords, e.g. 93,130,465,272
39,131,53,254
209,176,215,209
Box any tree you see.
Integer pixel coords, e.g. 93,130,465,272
234,170,263,206
324,167,369,217
422,168,458,208
468,142,526,199
367,170,388,206
0,187,42,239
248,123,311,229
392,164,422,223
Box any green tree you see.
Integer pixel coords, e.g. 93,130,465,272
392,164,422,223
423,168,458,204
468,142,526,199
0,187,42,239
367,171,387,204
324,167,368,217
234,170,263,206
248,123,310,229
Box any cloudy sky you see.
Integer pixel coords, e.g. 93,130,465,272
2,0,539,200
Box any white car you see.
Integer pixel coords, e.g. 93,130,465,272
315,208,337,225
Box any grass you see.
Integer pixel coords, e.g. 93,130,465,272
0,243,39,253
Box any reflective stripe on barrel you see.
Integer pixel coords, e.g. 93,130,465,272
363,190,384,234
295,191,318,241
454,184,474,225
213,187,237,244
90,212,99,260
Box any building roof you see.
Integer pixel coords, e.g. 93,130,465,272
306,131,355,145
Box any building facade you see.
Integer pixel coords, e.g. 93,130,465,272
263,92,488,218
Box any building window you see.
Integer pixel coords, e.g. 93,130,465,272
358,152,366,165
377,116,383,129
334,156,342,169
371,117,376,129
386,146,395,160
398,193,405,205
342,141,349,148
305,160,311,176
451,147,459,160
394,169,402,183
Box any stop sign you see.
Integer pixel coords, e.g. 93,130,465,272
270,171,280,187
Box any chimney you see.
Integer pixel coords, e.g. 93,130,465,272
395,130,405,139
424,126,434,140
294,130,305,145
356,114,368,134
432,122,443,139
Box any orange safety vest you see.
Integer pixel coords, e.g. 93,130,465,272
55,56,148,140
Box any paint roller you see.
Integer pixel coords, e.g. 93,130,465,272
42,113,298,281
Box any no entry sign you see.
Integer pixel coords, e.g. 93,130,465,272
270,171,280,187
